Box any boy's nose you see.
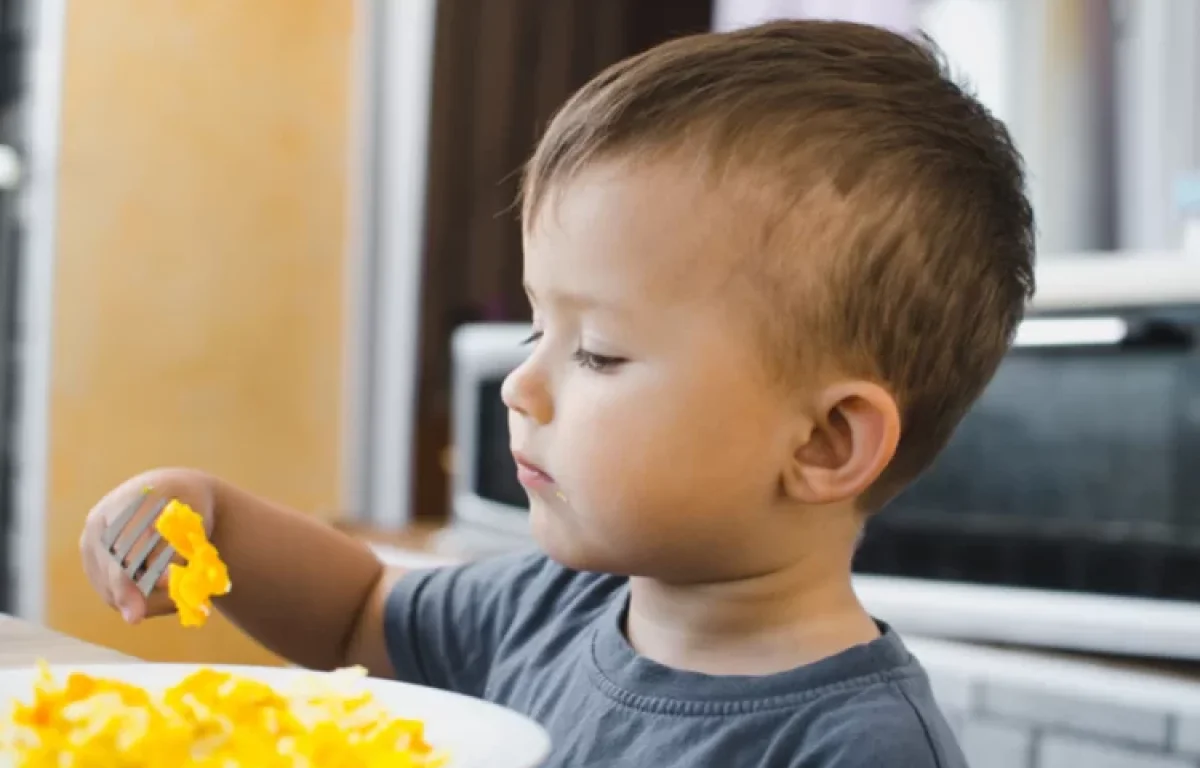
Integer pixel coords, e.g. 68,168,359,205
501,361,554,425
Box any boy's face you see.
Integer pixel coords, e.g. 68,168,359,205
503,160,809,582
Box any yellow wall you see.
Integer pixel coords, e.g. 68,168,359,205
43,0,358,663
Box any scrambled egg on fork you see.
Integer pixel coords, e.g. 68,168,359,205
154,499,231,628
0,662,448,767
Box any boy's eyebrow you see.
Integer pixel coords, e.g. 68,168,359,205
523,281,612,311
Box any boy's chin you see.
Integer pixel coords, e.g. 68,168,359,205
530,502,613,574
530,505,582,567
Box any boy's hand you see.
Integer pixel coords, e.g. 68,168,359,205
79,468,216,625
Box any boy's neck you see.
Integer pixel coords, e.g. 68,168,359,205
624,543,878,677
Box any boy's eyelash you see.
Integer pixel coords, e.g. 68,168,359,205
573,349,625,372
520,331,625,372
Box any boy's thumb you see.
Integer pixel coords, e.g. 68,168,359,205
115,585,145,625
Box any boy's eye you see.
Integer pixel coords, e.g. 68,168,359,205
572,348,626,372
520,331,624,371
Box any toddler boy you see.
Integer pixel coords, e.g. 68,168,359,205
83,19,1033,767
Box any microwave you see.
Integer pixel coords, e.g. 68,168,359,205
442,254,1200,660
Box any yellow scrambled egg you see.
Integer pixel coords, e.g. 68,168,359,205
0,662,448,767
154,499,231,627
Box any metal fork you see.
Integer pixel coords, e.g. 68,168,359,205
102,489,177,597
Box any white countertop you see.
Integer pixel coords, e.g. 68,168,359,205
1032,250,1200,311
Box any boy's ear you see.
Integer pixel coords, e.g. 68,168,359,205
781,381,901,505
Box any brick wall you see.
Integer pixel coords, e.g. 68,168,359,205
919,645,1200,768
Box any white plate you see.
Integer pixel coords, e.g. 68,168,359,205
0,663,551,768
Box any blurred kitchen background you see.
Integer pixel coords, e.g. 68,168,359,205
1,1,1200,766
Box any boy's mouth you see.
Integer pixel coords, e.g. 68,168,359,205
512,451,556,489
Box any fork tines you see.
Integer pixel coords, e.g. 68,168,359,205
102,488,177,597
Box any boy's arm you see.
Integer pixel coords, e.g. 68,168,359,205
208,477,402,675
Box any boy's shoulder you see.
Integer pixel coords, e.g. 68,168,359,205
784,669,966,767
383,550,625,691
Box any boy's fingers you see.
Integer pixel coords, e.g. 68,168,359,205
107,564,145,624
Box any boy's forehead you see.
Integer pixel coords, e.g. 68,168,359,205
522,159,755,305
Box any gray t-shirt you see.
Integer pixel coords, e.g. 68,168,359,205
385,551,967,767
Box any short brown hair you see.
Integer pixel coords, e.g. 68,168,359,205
521,20,1035,509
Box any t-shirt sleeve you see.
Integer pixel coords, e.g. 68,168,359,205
381,550,555,698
